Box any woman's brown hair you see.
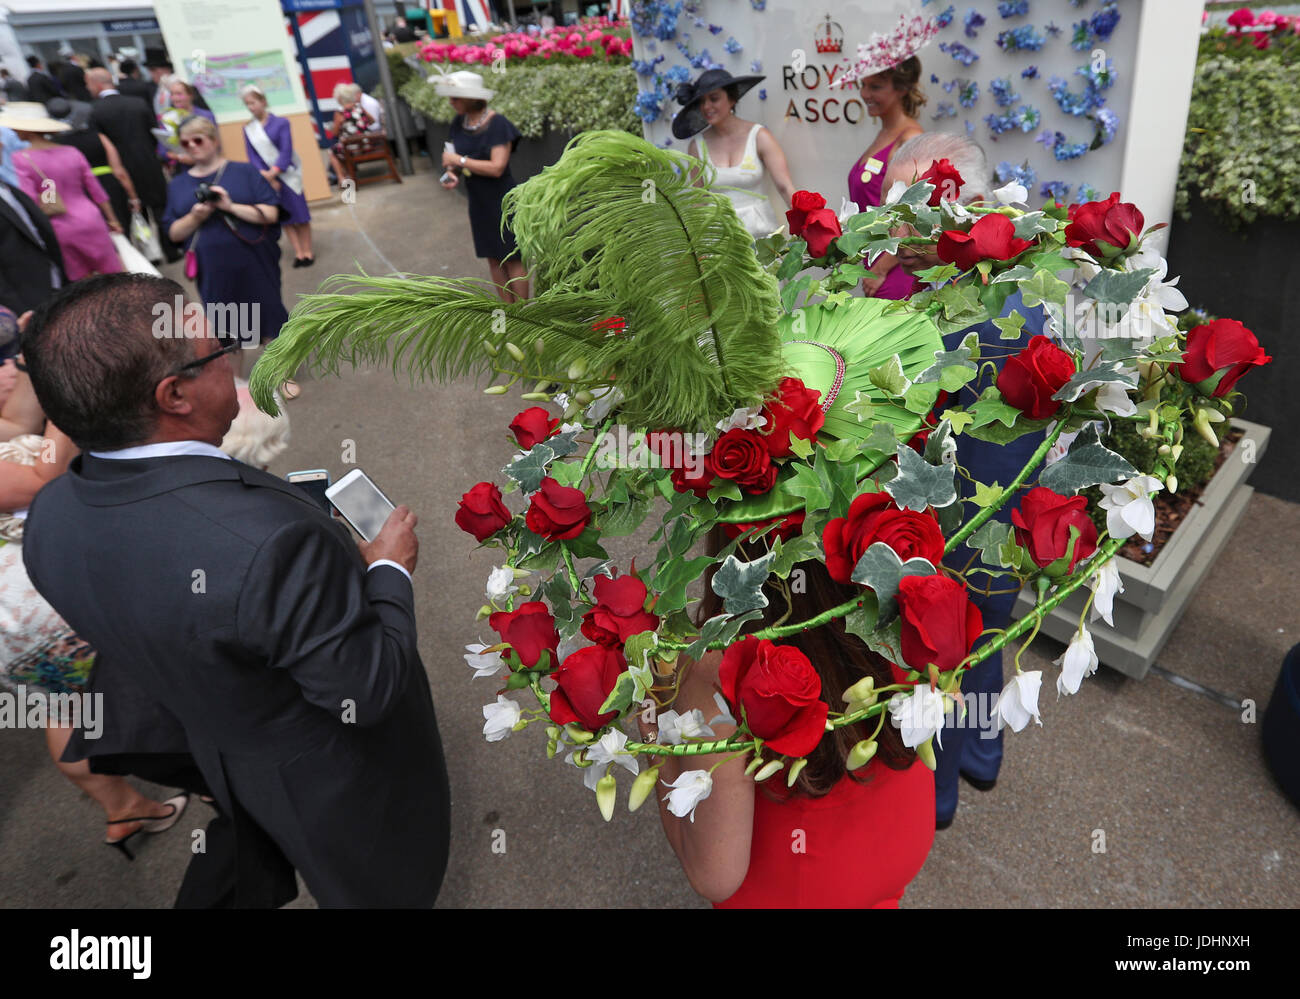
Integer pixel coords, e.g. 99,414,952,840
885,56,927,117
695,528,915,798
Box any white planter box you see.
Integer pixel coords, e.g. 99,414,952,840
1013,418,1271,679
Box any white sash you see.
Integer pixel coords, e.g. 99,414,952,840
245,117,303,197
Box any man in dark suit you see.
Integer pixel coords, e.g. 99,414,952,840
85,66,177,262
24,56,60,104
21,273,452,907
0,180,65,314
115,58,155,106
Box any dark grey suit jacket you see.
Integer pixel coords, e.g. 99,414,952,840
24,453,450,907
89,92,167,209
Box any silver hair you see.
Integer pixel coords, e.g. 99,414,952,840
332,81,362,104
887,132,991,203
239,83,267,101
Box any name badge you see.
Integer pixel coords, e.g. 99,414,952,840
863,156,884,175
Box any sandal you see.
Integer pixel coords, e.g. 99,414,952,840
105,792,190,861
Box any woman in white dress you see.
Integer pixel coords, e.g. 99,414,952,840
674,69,796,240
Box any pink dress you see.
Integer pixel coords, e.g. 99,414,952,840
847,137,918,301
14,145,122,281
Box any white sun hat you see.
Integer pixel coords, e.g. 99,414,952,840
430,70,495,101
0,102,71,134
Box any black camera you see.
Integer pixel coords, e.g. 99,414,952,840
194,182,221,205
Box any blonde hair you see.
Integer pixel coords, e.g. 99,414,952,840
178,114,219,146
332,82,362,104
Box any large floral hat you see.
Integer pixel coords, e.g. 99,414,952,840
834,12,940,88
251,133,1267,822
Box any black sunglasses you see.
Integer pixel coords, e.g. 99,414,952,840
172,341,239,376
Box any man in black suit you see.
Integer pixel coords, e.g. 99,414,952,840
116,58,155,106
0,180,65,314
85,66,177,262
24,56,60,104
21,273,452,907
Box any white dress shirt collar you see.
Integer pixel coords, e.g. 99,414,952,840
90,440,231,461
97,88,120,98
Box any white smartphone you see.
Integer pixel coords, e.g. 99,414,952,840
440,140,457,185
325,468,395,541
286,468,331,514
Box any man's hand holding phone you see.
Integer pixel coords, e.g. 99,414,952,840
359,505,419,576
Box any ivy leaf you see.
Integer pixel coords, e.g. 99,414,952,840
598,669,640,716
1038,423,1138,493
993,310,1027,341
788,434,815,459
600,495,652,537
707,479,743,503
712,551,776,616
564,527,608,561
968,520,1019,568
842,593,880,643
844,391,877,423
1082,267,1156,305
972,480,1003,508
649,555,714,617
685,610,764,661
940,408,975,435
936,282,985,322
864,619,905,668
1097,338,1150,363
821,437,863,462
912,263,959,284
894,179,933,208
990,263,1037,285
787,460,833,515
937,495,963,535
503,442,558,494
903,382,941,415
916,346,975,384
1019,269,1070,309
548,461,585,487
850,542,937,623
776,240,808,280
863,421,899,456
967,386,1022,432
780,274,817,312
771,533,821,579
1011,211,1057,238
868,354,912,396
885,444,958,511
1051,360,1137,403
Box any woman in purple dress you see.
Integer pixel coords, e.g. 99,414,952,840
241,84,314,267
0,102,123,281
836,16,938,301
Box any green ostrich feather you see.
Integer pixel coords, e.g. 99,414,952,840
250,130,788,429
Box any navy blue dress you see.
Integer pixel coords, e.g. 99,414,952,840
448,112,520,260
163,161,288,344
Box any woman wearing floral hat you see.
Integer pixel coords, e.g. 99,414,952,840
435,70,528,302
837,14,938,299
674,68,797,241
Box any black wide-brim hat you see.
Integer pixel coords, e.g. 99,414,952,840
671,68,765,140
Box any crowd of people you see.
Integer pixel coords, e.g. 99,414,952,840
0,17,1056,910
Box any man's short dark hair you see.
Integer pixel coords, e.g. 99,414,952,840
23,274,199,452
119,58,138,76
26,55,41,69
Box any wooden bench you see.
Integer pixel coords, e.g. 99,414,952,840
337,130,402,188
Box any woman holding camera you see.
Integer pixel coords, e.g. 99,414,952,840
163,116,289,380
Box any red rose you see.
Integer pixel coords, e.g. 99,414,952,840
718,636,829,758
1177,318,1272,397
524,477,592,541
996,335,1076,420
548,645,627,731
722,511,806,543
580,570,660,647
897,575,983,674
785,190,827,236
1227,8,1256,28
761,376,825,458
936,213,1034,271
1011,486,1099,575
822,491,945,585
1064,192,1145,261
1251,32,1271,49
710,429,777,495
488,600,560,669
921,157,964,206
669,451,716,498
455,481,512,542
801,208,843,258
509,406,560,450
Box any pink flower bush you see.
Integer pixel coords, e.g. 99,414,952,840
418,19,631,65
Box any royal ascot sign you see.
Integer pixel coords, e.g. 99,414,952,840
631,0,1200,239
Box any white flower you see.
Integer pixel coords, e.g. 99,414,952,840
485,565,518,601
464,642,505,679
716,406,767,433
559,421,583,435
996,671,1043,731
1097,474,1164,541
1055,627,1099,696
1090,558,1125,627
884,179,909,205
992,180,1028,206
555,634,585,664
553,392,571,410
707,692,735,728
1094,380,1137,418
888,687,948,749
584,385,623,423
656,708,716,746
482,695,522,742
582,729,639,790
836,196,858,225
662,769,713,822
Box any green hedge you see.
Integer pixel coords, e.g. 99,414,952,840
399,60,640,140
1176,38,1300,229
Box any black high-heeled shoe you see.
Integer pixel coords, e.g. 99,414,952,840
105,793,190,861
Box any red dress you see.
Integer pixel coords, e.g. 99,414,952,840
714,757,935,909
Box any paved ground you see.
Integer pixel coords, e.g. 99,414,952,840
0,156,1295,909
